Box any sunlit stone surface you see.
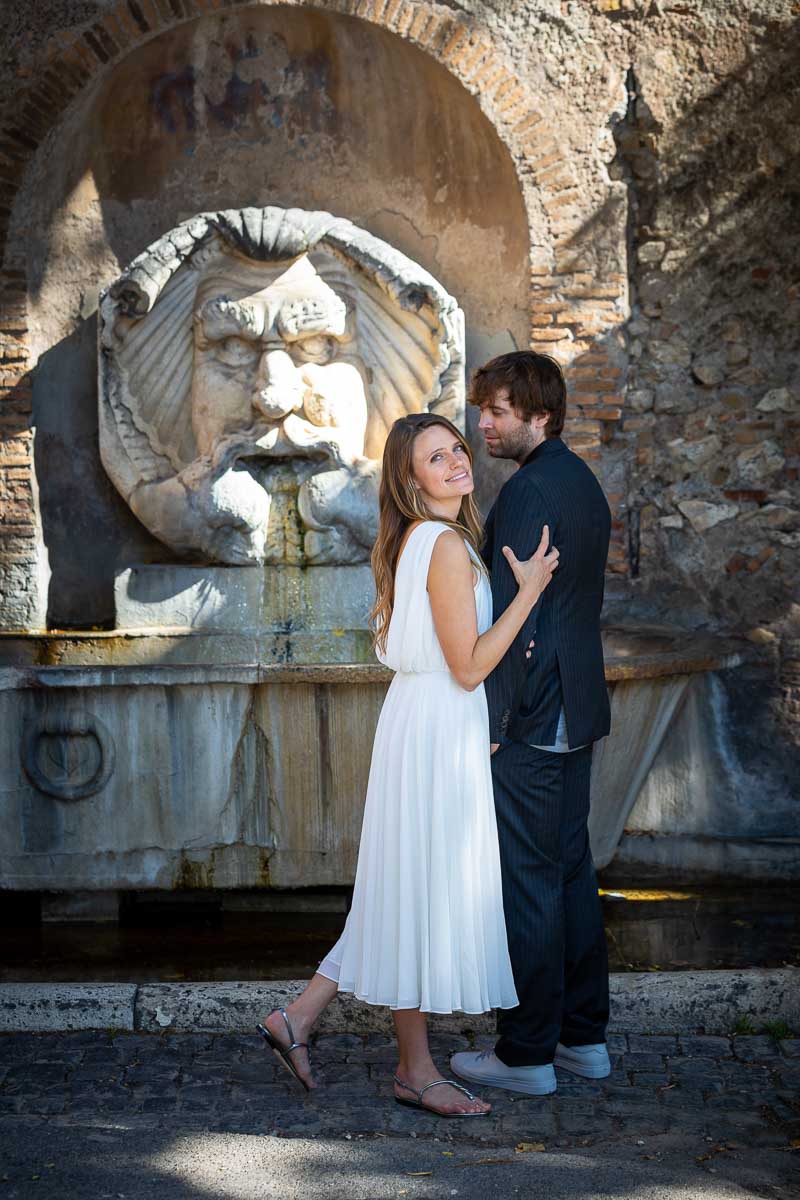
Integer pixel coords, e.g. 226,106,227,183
98,206,464,566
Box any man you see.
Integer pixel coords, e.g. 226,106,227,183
451,350,612,1096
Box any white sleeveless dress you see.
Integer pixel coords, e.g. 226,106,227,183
317,521,519,1014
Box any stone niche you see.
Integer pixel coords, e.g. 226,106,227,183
21,6,528,631
99,205,464,659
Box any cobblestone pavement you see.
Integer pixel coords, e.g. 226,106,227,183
1,1029,799,1199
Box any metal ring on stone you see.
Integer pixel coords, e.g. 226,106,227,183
21,711,116,801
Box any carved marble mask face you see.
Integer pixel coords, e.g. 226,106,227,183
100,206,465,566
191,257,350,456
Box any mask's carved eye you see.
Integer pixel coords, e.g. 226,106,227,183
215,336,260,368
292,335,337,365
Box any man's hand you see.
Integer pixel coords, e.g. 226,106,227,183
490,743,500,755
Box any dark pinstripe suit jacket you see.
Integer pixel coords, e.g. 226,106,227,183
482,436,611,748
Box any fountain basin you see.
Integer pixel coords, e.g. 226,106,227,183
0,625,743,893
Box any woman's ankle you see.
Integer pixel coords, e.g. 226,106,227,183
396,1055,437,1083
286,998,319,1033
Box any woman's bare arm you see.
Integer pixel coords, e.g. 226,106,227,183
427,526,557,692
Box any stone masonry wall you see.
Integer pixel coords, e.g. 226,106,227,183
614,5,800,806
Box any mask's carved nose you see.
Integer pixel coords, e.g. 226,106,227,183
253,349,306,420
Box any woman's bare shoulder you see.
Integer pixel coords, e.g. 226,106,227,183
429,528,472,574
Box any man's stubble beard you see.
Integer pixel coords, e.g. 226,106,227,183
488,426,538,465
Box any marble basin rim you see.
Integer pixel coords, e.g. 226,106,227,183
0,623,745,892
0,621,745,683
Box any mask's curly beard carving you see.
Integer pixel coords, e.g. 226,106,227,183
99,206,465,565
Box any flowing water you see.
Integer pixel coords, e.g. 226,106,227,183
1,887,798,983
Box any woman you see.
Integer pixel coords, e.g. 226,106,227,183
258,413,558,1117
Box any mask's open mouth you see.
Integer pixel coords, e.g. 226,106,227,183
230,442,335,494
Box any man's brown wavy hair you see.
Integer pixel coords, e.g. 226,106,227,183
468,350,567,438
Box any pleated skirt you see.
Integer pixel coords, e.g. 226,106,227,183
317,669,519,1014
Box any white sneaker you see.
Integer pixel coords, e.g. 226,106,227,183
554,1042,611,1078
450,1050,556,1096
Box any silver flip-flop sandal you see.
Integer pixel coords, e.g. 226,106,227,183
256,1008,312,1092
393,1075,489,1118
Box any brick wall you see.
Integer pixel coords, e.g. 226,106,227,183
0,262,39,628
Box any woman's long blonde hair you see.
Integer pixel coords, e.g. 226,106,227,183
370,413,485,654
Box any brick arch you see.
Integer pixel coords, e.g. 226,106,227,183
0,1,629,629
0,0,587,327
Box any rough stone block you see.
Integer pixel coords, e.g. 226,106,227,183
677,499,739,532
758,387,797,412
626,1034,679,1054
114,562,375,639
679,1035,733,1057
0,984,136,1032
733,1035,782,1061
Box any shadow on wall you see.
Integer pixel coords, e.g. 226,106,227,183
592,17,800,824
33,318,165,629
612,20,800,635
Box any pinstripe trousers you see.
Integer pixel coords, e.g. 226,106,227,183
492,740,609,1066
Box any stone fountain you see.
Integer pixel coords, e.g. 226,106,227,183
100,205,463,665
0,207,746,905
